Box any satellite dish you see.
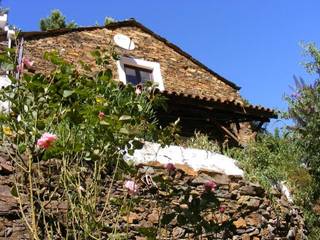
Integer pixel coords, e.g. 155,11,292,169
0,13,8,29
113,34,135,50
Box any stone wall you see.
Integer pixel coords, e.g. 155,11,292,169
0,148,306,239
22,26,242,103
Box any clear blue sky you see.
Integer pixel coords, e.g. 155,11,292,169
2,0,320,130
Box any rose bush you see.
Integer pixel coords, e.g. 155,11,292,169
0,46,178,239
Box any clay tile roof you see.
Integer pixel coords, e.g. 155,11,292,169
161,90,277,119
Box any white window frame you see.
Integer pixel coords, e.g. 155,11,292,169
116,56,164,91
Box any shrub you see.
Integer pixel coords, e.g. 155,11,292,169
179,131,221,153
0,46,178,239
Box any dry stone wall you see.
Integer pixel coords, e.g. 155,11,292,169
0,148,306,239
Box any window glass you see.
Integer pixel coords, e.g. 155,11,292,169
140,70,153,83
124,66,138,85
124,65,153,85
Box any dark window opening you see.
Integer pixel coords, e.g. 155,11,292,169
124,65,153,85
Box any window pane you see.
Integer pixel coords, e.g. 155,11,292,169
124,65,153,85
124,66,139,85
140,70,153,83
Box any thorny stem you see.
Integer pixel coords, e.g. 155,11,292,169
14,180,33,235
98,154,121,221
126,198,133,238
28,154,40,240
112,193,128,237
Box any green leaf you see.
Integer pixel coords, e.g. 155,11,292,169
131,139,144,149
10,186,18,198
99,120,109,126
119,115,132,121
137,227,157,240
128,148,134,155
63,90,74,98
177,214,187,225
119,127,129,135
161,212,176,225
18,143,27,153
1,62,14,71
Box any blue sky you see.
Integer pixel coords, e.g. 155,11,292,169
2,0,320,130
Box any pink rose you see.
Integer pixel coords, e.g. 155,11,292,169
37,133,57,149
204,180,217,192
16,57,34,74
23,57,34,69
98,111,105,120
165,163,176,172
219,205,226,213
124,180,138,195
135,84,143,95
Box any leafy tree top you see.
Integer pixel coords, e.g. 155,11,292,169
40,9,77,31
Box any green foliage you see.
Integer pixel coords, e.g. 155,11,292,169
0,45,177,239
146,171,232,239
104,17,116,26
227,131,311,195
284,43,320,238
229,43,320,239
285,44,320,196
40,9,77,31
179,132,221,153
226,131,319,237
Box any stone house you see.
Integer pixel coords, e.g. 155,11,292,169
0,19,276,145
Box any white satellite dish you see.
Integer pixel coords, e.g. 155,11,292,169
0,13,8,29
113,34,135,50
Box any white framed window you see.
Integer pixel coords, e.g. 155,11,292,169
116,56,164,91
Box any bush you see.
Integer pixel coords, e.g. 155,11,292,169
0,46,179,239
178,131,221,153
285,44,320,198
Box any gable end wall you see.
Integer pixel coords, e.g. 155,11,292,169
23,26,243,103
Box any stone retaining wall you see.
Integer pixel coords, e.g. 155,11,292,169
0,147,306,239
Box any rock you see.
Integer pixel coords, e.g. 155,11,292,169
241,233,250,240
123,212,141,224
191,173,215,185
0,156,14,174
245,212,262,227
147,209,159,224
286,227,296,239
233,218,247,229
215,191,232,199
249,228,260,236
237,196,260,210
0,185,18,216
237,195,250,205
135,236,147,240
172,226,185,239
240,183,264,197
246,198,261,210
229,182,240,192
4,227,13,237
199,171,231,185
175,163,197,176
